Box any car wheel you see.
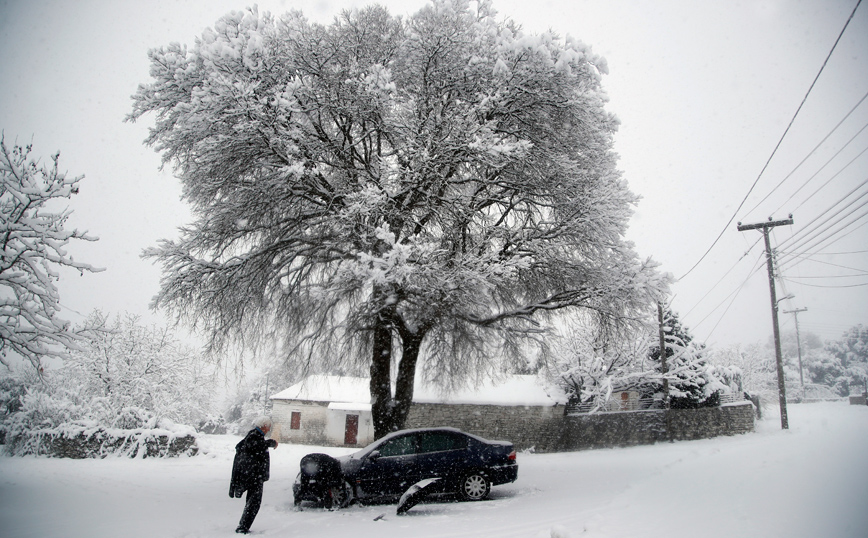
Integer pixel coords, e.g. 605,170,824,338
329,481,354,509
459,472,490,501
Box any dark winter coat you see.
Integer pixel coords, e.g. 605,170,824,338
229,428,277,498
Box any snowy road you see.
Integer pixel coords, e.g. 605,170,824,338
1,401,866,538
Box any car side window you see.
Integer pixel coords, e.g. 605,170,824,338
418,432,466,454
377,434,417,457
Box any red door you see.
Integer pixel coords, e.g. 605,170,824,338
344,414,359,445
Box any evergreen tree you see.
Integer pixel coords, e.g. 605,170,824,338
648,310,720,408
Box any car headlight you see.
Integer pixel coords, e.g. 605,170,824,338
302,461,319,475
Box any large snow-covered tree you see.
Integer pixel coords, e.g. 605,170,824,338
0,135,101,370
129,1,668,437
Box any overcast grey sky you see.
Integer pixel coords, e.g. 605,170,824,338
1,0,866,349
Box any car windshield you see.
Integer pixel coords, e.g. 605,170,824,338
377,434,416,457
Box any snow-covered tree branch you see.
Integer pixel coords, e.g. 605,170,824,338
549,309,732,411
129,1,670,437
0,135,102,369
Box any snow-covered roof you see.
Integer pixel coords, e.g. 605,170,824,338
328,401,372,412
271,374,566,407
271,375,371,404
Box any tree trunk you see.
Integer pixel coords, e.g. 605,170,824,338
390,326,424,434
369,309,428,439
370,314,394,440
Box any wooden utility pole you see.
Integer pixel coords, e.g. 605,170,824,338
657,302,670,409
783,307,808,387
657,302,672,442
738,216,793,429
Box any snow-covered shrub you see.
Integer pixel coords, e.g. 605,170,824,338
0,311,221,457
197,414,227,434
0,371,33,444
821,324,868,396
548,309,729,411
707,343,778,405
5,419,198,458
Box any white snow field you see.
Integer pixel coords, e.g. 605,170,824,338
1,401,866,538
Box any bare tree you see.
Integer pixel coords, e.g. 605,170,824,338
0,135,101,369
129,1,668,437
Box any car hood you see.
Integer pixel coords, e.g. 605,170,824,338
337,453,364,475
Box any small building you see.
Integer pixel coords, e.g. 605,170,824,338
270,374,567,448
270,376,374,447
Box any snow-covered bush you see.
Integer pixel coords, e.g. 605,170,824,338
4,418,198,458
707,343,778,405
1,311,219,457
548,310,729,411
822,324,868,396
197,414,227,435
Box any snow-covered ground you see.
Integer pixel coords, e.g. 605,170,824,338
1,401,866,538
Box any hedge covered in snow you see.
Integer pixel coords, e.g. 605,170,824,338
4,420,198,458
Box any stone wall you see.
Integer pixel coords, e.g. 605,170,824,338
5,428,198,458
405,401,755,453
405,402,565,452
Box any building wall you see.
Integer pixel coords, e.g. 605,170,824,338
271,400,330,445
405,401,756,453
324,408,375,447
272,400,375,447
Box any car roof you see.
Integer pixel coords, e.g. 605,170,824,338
374,427,502,446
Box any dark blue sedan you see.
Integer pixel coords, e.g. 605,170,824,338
337,427,518,503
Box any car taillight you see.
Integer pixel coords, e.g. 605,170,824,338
508,450,516,462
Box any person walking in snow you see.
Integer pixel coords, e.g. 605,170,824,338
230,416,279,534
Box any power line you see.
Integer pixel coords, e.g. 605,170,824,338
678,0,864,281
779,204,868,269
786,274,868,279
777,175,868,251
782,279,868,288
779,219,868,264
682,236,763,319
746,92,868,217
790,142,868,214
795,249,868,255
691,251,766,332
787,185,868,254
779,248,868,274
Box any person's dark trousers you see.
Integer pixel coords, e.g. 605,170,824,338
238,481,264,532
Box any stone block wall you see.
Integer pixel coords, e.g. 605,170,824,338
405,401,755,453
405,403,565,452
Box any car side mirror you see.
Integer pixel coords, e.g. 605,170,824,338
368,450,381,461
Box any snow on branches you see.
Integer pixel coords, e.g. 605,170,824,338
0,136,102,369
129,0,670,435
549,310,732,411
